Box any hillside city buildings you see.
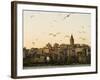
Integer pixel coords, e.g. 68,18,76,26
23,35,91,67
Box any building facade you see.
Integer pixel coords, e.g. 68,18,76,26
23,35,91,66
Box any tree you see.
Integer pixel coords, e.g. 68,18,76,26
53,43,59,49
46,43,52,49
23,47,27,58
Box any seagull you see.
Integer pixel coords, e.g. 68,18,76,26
49,33,54,36
82,26,85,29
49,32,61,37
63,13,71,20
35,38,38,40
78,31,86,33
82,31,86,33
53,20,57,22
64,35,70,38
49,33,56,37
50,25,54,27
78,31,82,33
56,32,61,35
53,34,56,37
32,42,35,45
79,37,86,40
30,15,35,18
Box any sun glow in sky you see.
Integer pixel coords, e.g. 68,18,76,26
23,10,91,49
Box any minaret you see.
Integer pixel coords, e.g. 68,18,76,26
70,34,74,45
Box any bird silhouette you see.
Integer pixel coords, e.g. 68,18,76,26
32,42,35,45
35,38,38,40
48,33,57,37
53,20,57,22
56,32,61,35
79,37,86,40
53,34,56,37
82,26,85,29
82,31,86,33
78,31,86,33
30,15,35,18
64,35,70,38
63,13,71,20
49,33,54,36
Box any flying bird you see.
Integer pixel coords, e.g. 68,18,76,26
63,13,71,20
49,33,57,37
65,35,69,37
30,15,35,18
32,42,35,45
78,31,82,33
50,25,54,27
35,38,38,41
82,26,85,29
56,32,61,35
78,31,86,33
49,32,61,37
66,14,70,17
49,33,54,36
53,20,57,22
81,31,86,33
79,37,86,40
53,34,56,37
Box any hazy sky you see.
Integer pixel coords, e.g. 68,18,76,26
23,10,91,49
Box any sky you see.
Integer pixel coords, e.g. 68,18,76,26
23,10,91,49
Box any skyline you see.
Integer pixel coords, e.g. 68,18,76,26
23,10,91,49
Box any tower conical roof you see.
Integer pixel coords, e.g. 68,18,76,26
70,34,74,45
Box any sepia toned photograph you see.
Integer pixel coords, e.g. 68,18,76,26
23,10,91,68
11,1,97,78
